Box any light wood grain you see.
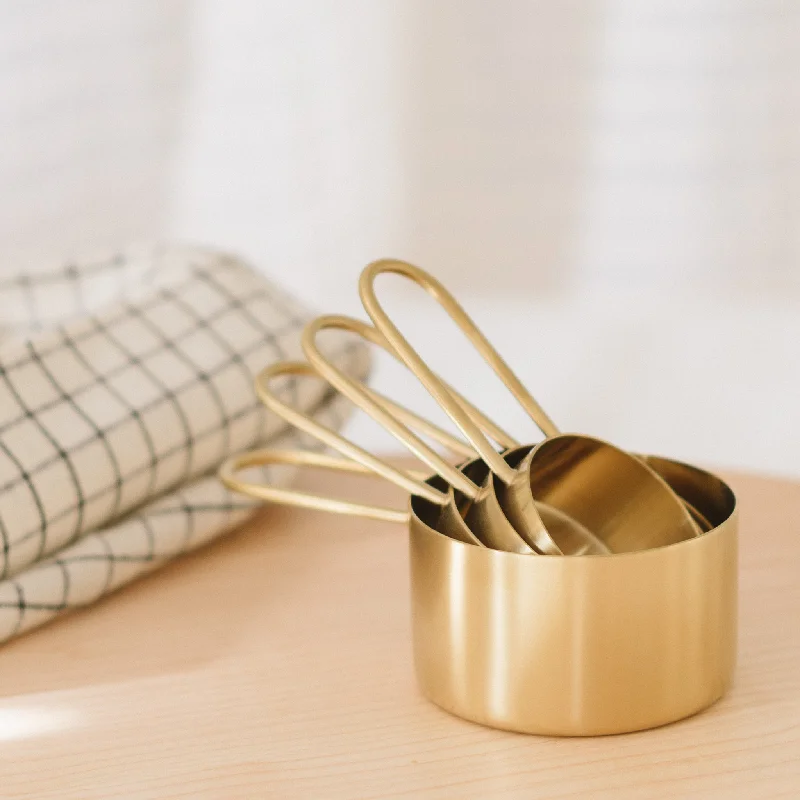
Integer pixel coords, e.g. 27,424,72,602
0,467,797,799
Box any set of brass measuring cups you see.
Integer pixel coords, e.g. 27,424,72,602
221,260,738,736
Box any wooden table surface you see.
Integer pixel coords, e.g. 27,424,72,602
0,467,798,799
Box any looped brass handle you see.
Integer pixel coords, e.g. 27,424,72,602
256,361,455,505
219,448,411,524
358,259,559,485
301,315,515,498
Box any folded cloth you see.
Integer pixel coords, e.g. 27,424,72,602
0,245,369,642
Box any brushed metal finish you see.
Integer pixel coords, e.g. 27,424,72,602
220,448,411,523
220,258,738,737
483,445,610,555
410,458,737,735
457,457,536,553
241,360,492,545
359,259,701,553
499,436,702,554
457,455,608,555
224,447,737,736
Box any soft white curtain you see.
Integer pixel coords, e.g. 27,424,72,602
169,0,800,300
0,1,190,269
2,1,799,474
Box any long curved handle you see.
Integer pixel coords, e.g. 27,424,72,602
306,315,519,450
359,259,559,484
220,448,410,524
302,315,504,498
256,360,459,505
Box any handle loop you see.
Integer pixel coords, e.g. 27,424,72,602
302,315,506,497
220,448,410,524
257,361,460,504
359,259,559,484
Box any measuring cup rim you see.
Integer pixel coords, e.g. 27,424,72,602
410,454,736,560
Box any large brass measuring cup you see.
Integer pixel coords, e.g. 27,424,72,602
221,448,737,735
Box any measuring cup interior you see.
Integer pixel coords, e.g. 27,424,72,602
450,457,535,553
492,446,610,555
425,473,484,546
516,435,701,553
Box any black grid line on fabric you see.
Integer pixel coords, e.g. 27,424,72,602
124,293,233,475
0,253,372,633
56,331,159,522
193,266,301,440
162,262,311,450
209,256,312,417
0,333,362,556
144,501,257,517
216,255,311,329
0,302,304,495
55,557,70,609
0,272,280,430
98,533,116,599
0,254,164,336
218,258,312,410
0,364,87,579
141,517,156,562
8,582,24,636
0,325,361,511
0,264,224,376
62,552,165,565
0,264,368,630
90,313,193,501
22,339,126,564
179,500,196,552
0,437,28,574
0,253,166,299
0,390,364,618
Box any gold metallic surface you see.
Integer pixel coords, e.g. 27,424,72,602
220,448,411,523
359,259,556,481
219,258,739,736
299,314,550,548
222,448,737,736
500,435,702,553
359,259,700,554
492,446,611,555
453,457,535,553
302,316,488,496
249,361,489,545
410,457,737,735
357,259,561,549
254,361,449,504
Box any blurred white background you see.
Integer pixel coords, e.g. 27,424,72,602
2,0,798,476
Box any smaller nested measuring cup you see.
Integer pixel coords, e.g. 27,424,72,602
251,359,487,546
359,259,700,554
470,445,612,555
300,315,537,554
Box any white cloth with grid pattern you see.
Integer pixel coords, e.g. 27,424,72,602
0,245,369,643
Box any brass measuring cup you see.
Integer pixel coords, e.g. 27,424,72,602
220,447,737,736
300,315,537,554
255,358,526,552
359,259,700,554
251,359,487,546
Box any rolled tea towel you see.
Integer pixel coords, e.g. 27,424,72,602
0,245,369,642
